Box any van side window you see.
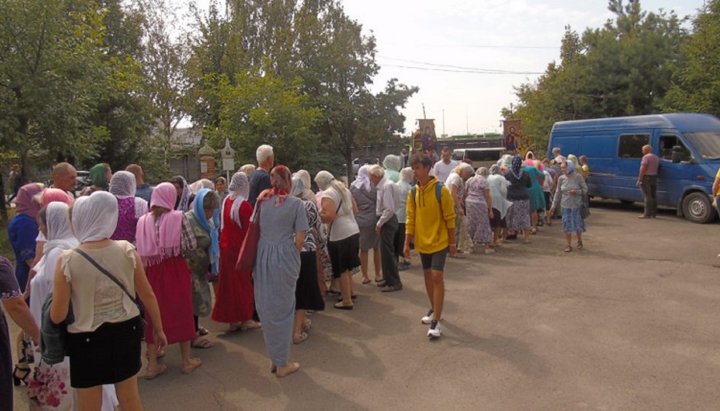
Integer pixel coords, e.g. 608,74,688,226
660,136,691,162
618,134,649,158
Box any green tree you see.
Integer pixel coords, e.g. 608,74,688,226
0,0,111,173
662,0,720,116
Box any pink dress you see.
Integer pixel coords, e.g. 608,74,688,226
144,255,196,344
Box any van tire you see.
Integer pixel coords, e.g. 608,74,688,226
682,192,714,224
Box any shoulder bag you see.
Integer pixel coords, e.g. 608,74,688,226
236,204,261,272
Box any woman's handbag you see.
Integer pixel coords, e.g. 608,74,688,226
236,204,261,272
40,294,73,365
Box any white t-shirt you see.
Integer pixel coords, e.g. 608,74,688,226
321,187,360,242
431,160,459,183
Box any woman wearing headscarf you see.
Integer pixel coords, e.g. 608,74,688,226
169,175,192,212
487,165,512,245
293,169,316,202
109,171,148,243
183,188,221,349
504,156,532,243
319,171,360,310
351,165,381,285
290,177,325,344
253,166,309,378
0,257,39,410
549,160,588,252
313,170,337,294
49,192,166,409
212,172,259,331
136,183,199,378
214,176,228,201
445,163,475,254
395,167,414,269
383,154,402,183
465,168,495,254
522,160,546,235
80,163,112,196
27,202,77,410
8,183,43,293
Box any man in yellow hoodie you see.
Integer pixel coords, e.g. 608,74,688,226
403,154,456,339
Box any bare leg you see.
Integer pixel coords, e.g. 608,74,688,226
564,232,572,248
114,376,143,411
293,310,306,340
360,250,370,281
423,269,433,306
531,211,538,232
372,246,382,281
340,271,354,305
430,269,445,321
180,341,202,374
76,386,103,411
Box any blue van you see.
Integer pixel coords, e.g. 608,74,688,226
546,113,720,223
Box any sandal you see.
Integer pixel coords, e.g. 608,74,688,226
361,278,371,284
197,326,209,336
13,365,31,386
326,289,341,296
530,227,538,235
293,331,308,344
333,302,354,310
190,337,214,349
576,241,584,250
564,246,572,253
302,318,312,332
144,363,168,380
276,362,300,378
336,294,358,302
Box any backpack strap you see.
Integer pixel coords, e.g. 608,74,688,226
411,182,444,216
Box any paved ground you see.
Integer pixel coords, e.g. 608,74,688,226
11,201,720,410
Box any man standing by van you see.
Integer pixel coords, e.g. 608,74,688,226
637,144,659,219
431,147,458,183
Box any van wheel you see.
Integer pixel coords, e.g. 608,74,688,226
682,192,714,223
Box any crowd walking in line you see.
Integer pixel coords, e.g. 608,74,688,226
1,143,591,409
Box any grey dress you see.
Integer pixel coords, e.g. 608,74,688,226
254,195,309,366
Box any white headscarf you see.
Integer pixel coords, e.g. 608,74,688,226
314,170,334,191
189,179,214,194
293,169,316,202
352,165,372,192
399,167,413,183
72,191,118,243
109,171,136,199
222,171,249,229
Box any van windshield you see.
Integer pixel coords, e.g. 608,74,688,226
683,132,720,160
464,150,503,162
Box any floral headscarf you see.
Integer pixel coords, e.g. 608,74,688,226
510,155,524,179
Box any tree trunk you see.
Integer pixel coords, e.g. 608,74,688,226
0,172,7,223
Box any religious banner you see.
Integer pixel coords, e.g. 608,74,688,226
503,119,523,154
413,119,437,153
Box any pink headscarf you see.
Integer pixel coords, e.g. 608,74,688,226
40,188,74,207
534,160,544,173
15,183,43,219
135,182,184,266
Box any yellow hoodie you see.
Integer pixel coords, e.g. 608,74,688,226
405,177,456,254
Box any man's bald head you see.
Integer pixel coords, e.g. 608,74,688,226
125,164,145,184
642,145,652,155
52,162,77,192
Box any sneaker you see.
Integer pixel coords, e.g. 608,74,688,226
427,321,441,339
398,261,411,271
421,309,434,324
380,284,403,292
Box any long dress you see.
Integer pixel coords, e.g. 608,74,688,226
8,214,37,292
212,197,255,323
523,166,546,212
465,177,493,244
254,196,308,367
0,266,21,411
184,211,213,318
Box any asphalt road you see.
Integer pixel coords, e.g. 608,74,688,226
11,201,720,410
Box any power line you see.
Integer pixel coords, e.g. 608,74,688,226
380,64,542,75
378,55,542,74
384,43,557,50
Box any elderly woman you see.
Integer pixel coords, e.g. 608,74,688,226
0,257,40,410
396,167,414,269
136,183,199,378
214,176,228,200
487,165,512,245
49,192,166,409
183,188,221,349
212,172,259,331
254,166,308,378
290,177,325,344
319,171,360,310
523,161,546,234
465,168,494,254
293,169,317,202
383,154,402,183
550,160,588,252
169,175,192,212
80,163,112,196
351,165,381,285
445,163,475,254
109,171,148,243
313,170,337,294
504,156,532,243
239,164,256,178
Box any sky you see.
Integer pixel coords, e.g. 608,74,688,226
187,0,707,136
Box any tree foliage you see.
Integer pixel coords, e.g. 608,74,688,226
504,0,686,152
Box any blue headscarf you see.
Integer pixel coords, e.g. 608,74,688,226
193,188,220,275
565,159,575,174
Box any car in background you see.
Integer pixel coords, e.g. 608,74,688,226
452,147,506,170
75,170,91,192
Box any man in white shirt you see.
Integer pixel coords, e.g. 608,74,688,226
368,165,402,292
431,147,458,183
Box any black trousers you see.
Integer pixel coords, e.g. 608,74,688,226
641,175,657,217
380,216,401,286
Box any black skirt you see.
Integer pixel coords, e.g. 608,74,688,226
296,251,325,311
327,233,361,278
67,316,143,388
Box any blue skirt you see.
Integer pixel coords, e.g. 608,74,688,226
562,207,586,233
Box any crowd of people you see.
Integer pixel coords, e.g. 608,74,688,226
0,142,590,410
